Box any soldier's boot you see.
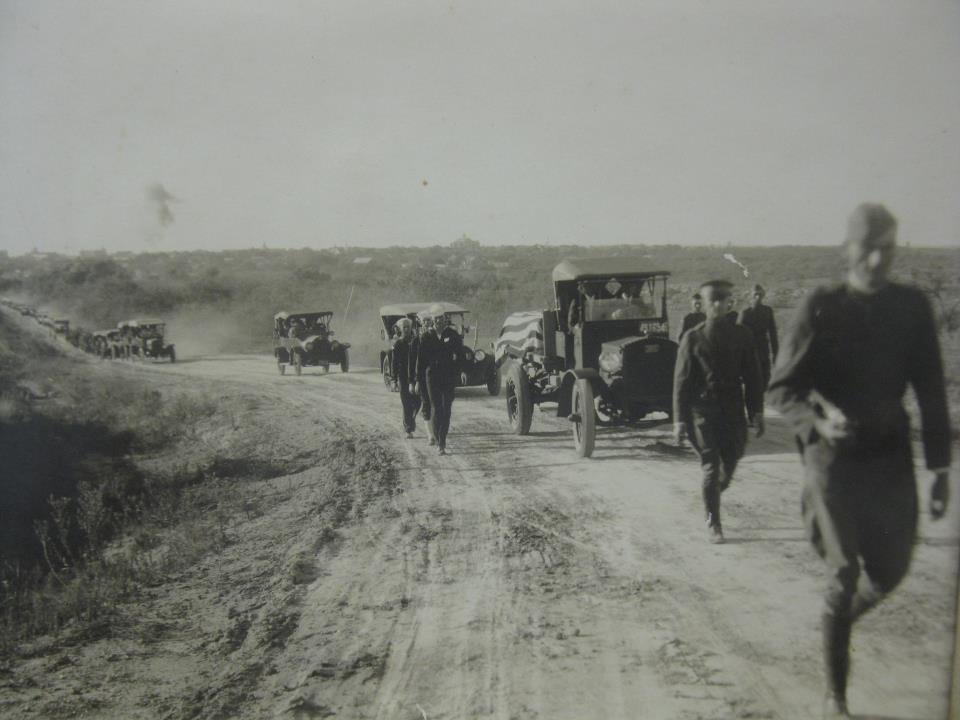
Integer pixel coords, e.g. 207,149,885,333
822,611,852,719
703,484,723,543
706,516,725,544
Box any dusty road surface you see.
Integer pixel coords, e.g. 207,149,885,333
4,351,959,720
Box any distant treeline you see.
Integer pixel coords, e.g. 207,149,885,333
1,242,957,358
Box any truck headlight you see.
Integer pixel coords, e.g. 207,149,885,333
474,349,486,362
599,351,623,374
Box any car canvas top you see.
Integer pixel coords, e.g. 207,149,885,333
552,258,671,282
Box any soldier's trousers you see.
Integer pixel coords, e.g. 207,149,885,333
686,412,747,528
426,368,455,450
758,353,771,391
801,439,917,617
398,382,419,434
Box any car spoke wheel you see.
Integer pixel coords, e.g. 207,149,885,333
505,362,532,435
571,378,596,458
382,356,393,389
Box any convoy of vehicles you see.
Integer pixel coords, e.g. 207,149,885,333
118,319,176,362
495,258,677,458
2,257,680,456
273,311,350,376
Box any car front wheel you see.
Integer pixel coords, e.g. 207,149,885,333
382,356,393,390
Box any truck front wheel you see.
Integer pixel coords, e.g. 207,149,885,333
505,363,533,435
571,378,596,458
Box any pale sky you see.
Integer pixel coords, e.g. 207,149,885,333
1,0,959,254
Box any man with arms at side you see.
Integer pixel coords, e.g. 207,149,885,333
391,318,419,439
738,284,779,390
673,280,765,544
678,292,705,341
767,203,951,719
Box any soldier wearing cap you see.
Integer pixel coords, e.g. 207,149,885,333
768,203,951,719
738,284,778,389
673,279,765,544
392,318,420,438
413,305,463,454
678,293,706,341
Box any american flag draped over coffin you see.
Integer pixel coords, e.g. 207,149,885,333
494,311,544,366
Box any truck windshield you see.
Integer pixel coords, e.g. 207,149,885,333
578,277,661,321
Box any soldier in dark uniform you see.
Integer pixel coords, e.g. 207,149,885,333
414,304,463,455
678,293,705,341
738,284,779,389
412,312,435,445
768,203,951,719
391,318,419,438
673,280,765,544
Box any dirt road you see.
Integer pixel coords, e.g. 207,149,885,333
8,352,960,719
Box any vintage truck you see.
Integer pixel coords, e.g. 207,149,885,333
495,258,677,457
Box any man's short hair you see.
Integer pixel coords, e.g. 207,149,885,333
752,284,765,296
845,203,897,247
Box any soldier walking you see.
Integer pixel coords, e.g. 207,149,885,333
767,203,951,719
738,284,778,389
391,318,419,438
673,280,765,544
414,304,462,456
678,293,705,341
412,312,434,445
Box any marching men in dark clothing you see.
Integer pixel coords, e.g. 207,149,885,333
391,318,419,438
673,280,765,544
412,312,435,445
767,203,951,719
738,284,779,389
678,293,706,341
414,304,463,455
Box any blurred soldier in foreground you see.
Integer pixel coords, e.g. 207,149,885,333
767,203,951,719
673,280,764,544
738,284,779,389
678,293,705,341
391,318,419,439
414,304,462,456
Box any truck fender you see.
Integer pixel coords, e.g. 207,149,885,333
556,369,601,417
